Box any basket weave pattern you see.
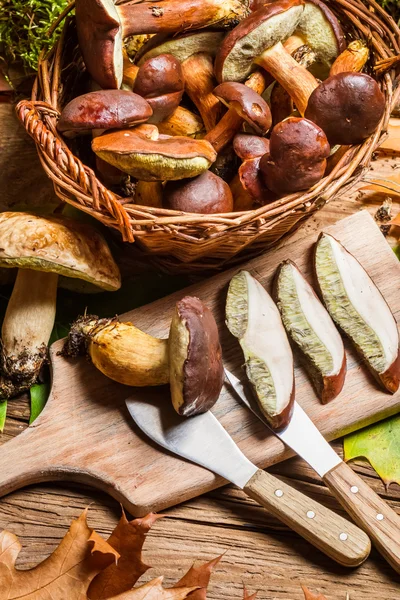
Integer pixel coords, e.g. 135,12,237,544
17,0,400,272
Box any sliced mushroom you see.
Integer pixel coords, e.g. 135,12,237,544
305,72,385,145
169,296,224,416
314,233,400,393
57,90,153,138
226,270,295,430
75,0,249,89
164,170,233,213
213,82,272,135
92,127,216,181
0,213,120,398
274,260,346,403
215,0,345,115
133,53,184,123
138,31,225,131
259,117,330,194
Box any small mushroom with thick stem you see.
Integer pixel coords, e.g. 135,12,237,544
137,31,225,131
230,133,272,208
215,0,345,115
213,82,272,135
164,170,233,213
259,117,330,195
92,126,217,181
75,0,249,89
0,212,121,398
63,296,224,417
57,90,153,138
133,54,185,123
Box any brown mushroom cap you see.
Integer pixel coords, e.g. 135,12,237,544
215,0,304,82
214,82,272,135
239,156,273,203
164,170,234,213
92,128,217,181
57,90,153,137
133,53,184,122
305,72,386,146
260,117,330,194
169,296,224,417
233,132,270,160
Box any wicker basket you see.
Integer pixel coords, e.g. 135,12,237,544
17,0,400,273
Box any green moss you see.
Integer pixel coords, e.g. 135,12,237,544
315,235,386,374
0,0,70,71
276,263,334,376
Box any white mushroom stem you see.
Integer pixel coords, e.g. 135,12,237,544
254,41,319,116
181,53,221,131
1,270,58,395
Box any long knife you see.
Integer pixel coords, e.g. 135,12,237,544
225,368,400,574
125,390,370,567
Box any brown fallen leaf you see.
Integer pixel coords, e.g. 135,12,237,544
104,576,199,599
380,118,400,153
302,585,328,600
174,555,222,600
243,584,258,599
0,509,119,600
88,511,161,599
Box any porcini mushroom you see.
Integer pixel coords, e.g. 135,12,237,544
75,0,249,89
169,296,224,416
164,170,233,213
274,260,346,403
305,72,385,145
133,53,185,123
0,212,121,398
314,233,400,394
157,106,205,137
226,270,295,430
215,0,345,115
230,133,271,209
213,82,272,135
134,181,164,207
259,117,330,194
63,296,224,417
92,126,216,181
329,39,369,77
233,132,270,160
137,31,225,131
57,90,153,138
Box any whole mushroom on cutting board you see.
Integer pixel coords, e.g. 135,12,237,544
0,212,121,399
62,296,224,417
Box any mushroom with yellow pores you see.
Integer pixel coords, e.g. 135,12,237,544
0,212,121,398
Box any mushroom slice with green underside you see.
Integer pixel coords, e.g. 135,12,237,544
0,212,121,399
314,233,400,394
274,260,346,404
226,270,295,430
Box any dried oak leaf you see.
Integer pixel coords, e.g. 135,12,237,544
104,576,198,599
301,585,328,600
0,509,119,600
88,511,161,599
173,555,222,600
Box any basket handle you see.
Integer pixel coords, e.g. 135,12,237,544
15,99,134,242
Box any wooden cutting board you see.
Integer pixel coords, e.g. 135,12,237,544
0,210,399,516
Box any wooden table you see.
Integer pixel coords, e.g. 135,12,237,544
1,103,400,599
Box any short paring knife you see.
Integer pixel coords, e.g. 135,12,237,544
225,368,400,574
125,390,370,567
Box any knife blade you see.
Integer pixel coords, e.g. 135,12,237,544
225,368,400,574
126,389,370,567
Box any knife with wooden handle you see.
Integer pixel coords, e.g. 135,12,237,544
225,368,400,574
125,391,370,567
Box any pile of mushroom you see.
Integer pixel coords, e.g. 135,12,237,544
59,0,386,212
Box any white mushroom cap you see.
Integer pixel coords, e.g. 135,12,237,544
0,212,121,291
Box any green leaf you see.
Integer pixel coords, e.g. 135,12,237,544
394,246,400,261
29,383,50,424
344,415,400,488
0,401,7,433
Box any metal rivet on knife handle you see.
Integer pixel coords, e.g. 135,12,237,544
243,469,371,568
323,461,400,574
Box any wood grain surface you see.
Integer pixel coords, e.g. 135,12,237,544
1,102,400,598
0,210,399,518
